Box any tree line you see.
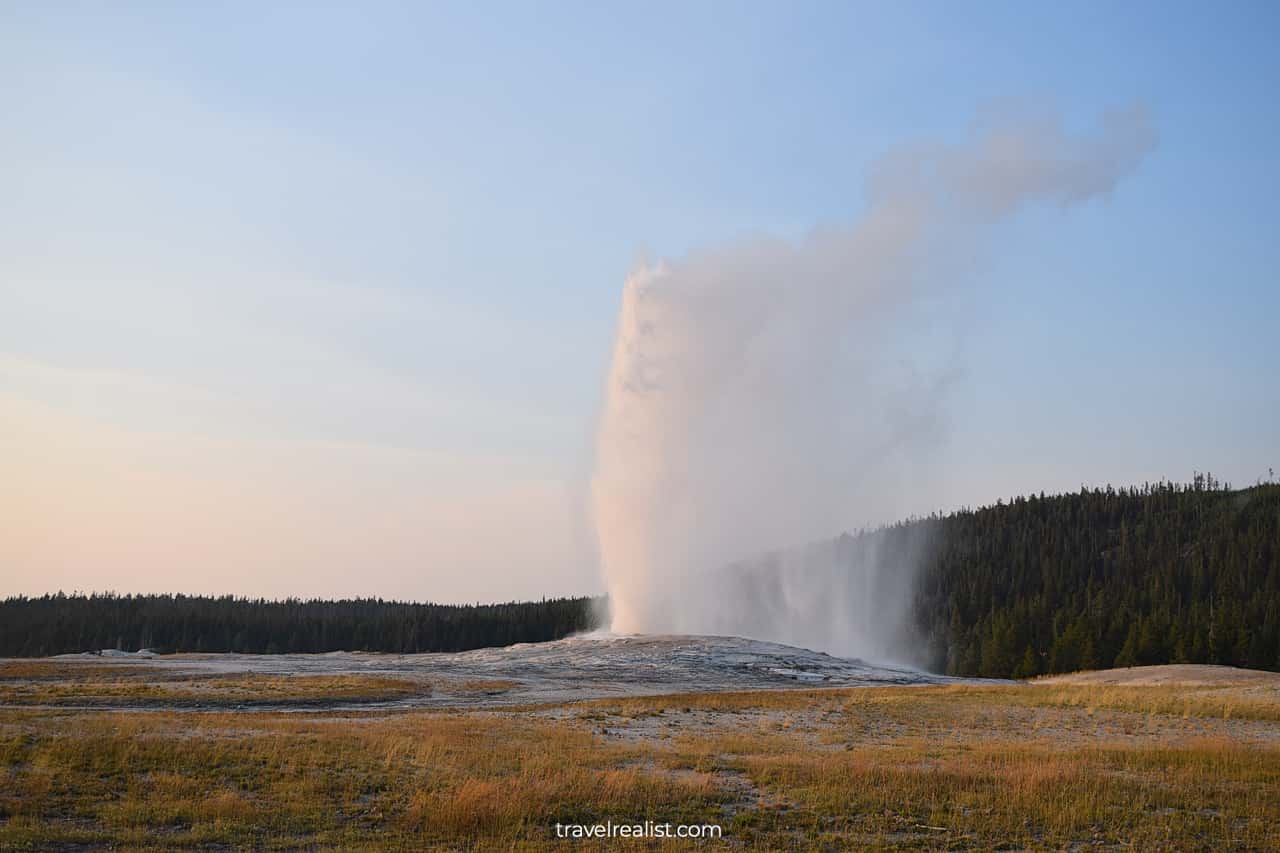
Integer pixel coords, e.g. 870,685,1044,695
0,594,600,657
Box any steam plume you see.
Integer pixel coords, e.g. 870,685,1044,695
592,107,1155,658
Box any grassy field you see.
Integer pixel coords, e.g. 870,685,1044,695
1,668,1278,850
0,661,428,707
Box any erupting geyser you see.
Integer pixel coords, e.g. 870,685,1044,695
592,107,1156,660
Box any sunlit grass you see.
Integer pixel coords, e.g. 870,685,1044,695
578,679,1280,722
0,672,427,705
0,660,158,680
1011,682,1280,722
1,672,1278,849
727,737,1280,849
0,710,727,850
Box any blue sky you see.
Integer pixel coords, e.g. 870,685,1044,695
2,2,1277,600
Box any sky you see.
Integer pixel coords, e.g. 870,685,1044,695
2,1,1277,603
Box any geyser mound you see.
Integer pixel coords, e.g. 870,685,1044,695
63,634,970,710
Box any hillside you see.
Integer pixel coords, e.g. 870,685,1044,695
911,477,1280,678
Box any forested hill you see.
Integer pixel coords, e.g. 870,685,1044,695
0,595,599,657
912,477,1280,678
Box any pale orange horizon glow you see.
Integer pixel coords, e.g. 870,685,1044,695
3,389,597,603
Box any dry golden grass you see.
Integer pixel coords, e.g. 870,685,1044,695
1009,682,1280,722
580,679,1280,722
0,660,159,680
1,673,1278,850
0,709,727,850
0,672,427,706
450,678,522,693
726,737,1280,849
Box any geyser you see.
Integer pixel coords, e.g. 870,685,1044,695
592,107,1155,660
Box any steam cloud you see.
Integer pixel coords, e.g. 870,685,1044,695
592,107,1156,660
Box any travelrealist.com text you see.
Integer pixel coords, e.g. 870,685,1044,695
554,821,723,840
